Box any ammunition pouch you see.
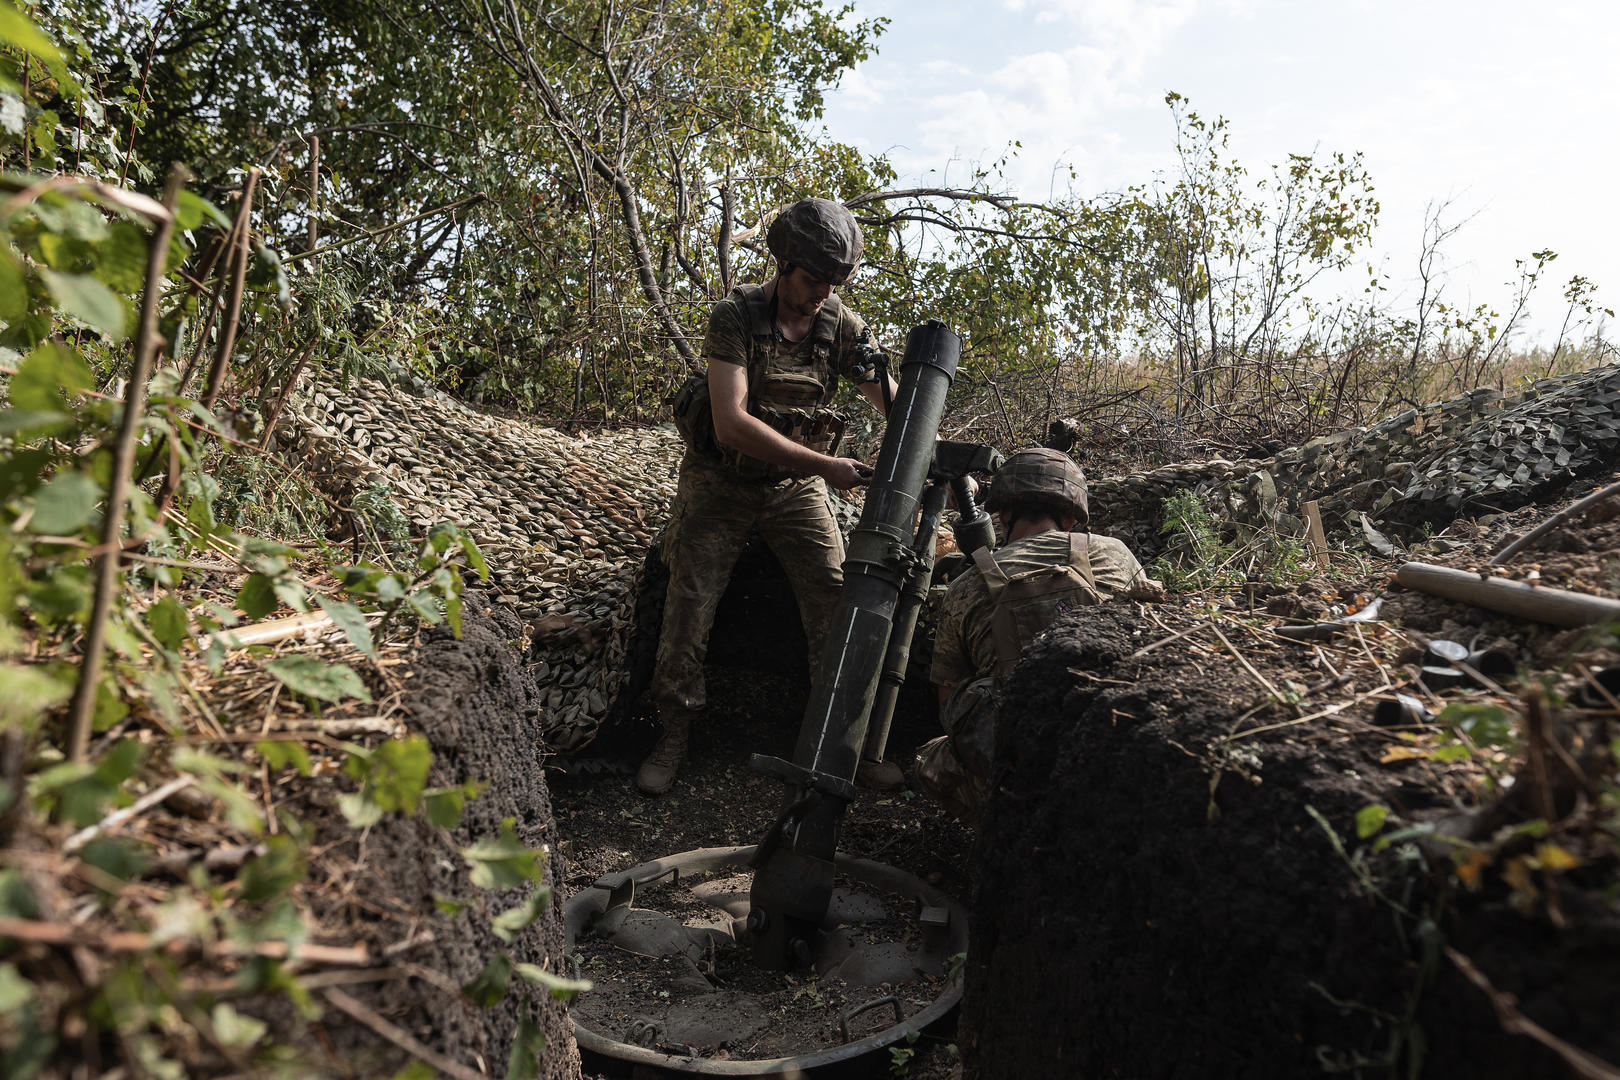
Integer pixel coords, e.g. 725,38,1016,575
724,407,847,481
672,371,719,459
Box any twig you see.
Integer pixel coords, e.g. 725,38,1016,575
284,192,487,264
1489,479,1620,565
271,717,401,735
200,167,260,413
322,987,486,1080
0,917,369,966
1129,620,1209,659
1445,946,1620,1080
66,166,188,761
63,775,196,855
1209,623,1292,711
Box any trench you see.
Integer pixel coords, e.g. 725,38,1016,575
386,518,1620,1079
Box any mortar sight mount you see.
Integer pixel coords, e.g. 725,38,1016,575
741,320,1002,971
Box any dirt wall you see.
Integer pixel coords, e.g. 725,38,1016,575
305,594,582,1078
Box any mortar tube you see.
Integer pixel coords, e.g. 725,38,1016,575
749,320,959,969
862,481,950,768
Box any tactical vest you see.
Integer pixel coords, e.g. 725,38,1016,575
671,284,847,481
969,532,1104,676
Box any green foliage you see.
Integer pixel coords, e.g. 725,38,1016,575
338,735,431,826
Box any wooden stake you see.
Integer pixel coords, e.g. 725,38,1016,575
1302,499,1330,571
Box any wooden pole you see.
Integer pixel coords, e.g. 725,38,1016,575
1395,561,1620,628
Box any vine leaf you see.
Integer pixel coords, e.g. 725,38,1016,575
263,656,371,704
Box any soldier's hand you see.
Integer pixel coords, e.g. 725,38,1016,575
822,457,874,490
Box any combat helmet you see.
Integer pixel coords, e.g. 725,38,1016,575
984,447,1089,526
766,198,863,285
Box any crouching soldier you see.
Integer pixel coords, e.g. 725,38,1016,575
918,448,1164,823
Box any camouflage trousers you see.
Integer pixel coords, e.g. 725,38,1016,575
650,457,845,721
915,675,1000,826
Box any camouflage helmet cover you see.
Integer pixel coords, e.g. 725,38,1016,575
984,447,1089,526
766,198,863,285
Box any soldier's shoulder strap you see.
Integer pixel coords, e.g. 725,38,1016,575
970,546,1010,601
732,284,774,346
1067,531,1097,590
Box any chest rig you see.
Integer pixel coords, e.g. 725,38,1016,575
723,283,848,481
970,533,1103,676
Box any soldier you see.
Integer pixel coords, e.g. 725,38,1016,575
919,448,1164,822
640,198,899,795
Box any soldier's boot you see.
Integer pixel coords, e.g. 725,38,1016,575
635,714,691,796
855,757,906,791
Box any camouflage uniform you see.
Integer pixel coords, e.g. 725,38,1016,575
649,290,874,725
918,513,1163,823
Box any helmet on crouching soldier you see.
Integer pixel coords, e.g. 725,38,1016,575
983,447,1089,527
766,198,863,285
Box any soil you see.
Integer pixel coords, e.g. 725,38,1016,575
568,870,949,1062
274,593,582,1078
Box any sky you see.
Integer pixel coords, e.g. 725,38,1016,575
821,0,1619,346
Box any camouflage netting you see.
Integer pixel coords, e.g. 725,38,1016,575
278,379,682,752
280,364,1620,751
1088,363,1620,555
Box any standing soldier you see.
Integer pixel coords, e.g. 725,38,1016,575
920,448,1165,822
640,198,899,795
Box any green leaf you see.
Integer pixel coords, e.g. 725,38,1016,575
94,222,149,294
210,1003,269,1048
317,596,374,657
1439,702,1517,748
238,835,306,903
0,1,63,69
461,820,545,890
78,836,149,884
514,963,591,1001
433,894,468,916
147,596,188,652
463,953,511,1008
0,961,33,1012
40,269,127,341
424,779,483,830
492,887,552,944
506,1014,546,1080
342,735,429,814
27,471,100,534
175,191,229,232
8,343,93,412
1354,804,1389,839
0,249,24,325
264,657,371,704
255,740,312,777
337,790,383,828
0,662,71,729
390,1064,438,1080
236,574,277,620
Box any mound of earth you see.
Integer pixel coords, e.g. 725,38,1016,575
962,484,1620,1078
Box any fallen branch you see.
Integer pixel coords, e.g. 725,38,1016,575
0,917,369,966
63,775,196,855
322,987,486,1080
1446,946,1620,1080
1395,562,1620,628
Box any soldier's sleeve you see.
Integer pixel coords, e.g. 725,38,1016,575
930,574,989,688
702,300,749,368
1089,536,1167,602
